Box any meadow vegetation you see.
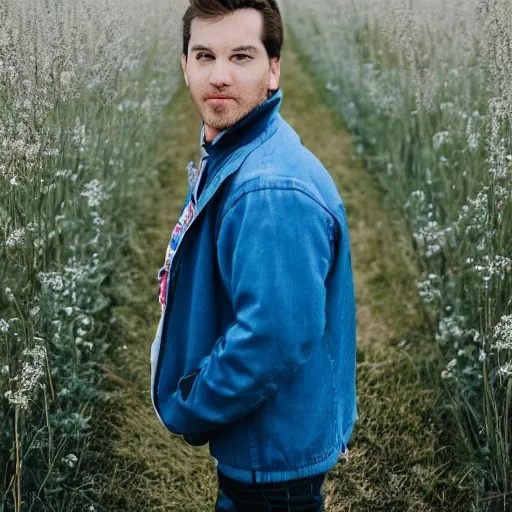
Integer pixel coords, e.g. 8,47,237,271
0,1,186,510
3,0,511,510
280,0,512,508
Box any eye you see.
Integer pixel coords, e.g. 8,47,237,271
196,53,251,61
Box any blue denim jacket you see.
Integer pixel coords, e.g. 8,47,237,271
150,88,357,484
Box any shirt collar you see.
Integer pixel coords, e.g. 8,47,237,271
200,120,219,158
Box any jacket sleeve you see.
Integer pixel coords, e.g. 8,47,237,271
164,186,335,436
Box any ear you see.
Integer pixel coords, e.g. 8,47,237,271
181,54,189,88
269,57,280,92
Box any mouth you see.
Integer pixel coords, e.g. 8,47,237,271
206,96,233,106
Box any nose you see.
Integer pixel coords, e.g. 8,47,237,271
209,58,233,89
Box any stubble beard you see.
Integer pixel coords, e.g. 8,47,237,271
191,83,270,133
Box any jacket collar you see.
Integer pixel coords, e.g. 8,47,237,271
194,88,283,212
199,88,282,159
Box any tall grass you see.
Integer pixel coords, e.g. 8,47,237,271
0,1,187,510
280,0,512,508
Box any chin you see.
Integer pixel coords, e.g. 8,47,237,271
206,112,242,131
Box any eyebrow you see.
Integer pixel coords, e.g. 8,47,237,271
191,44,259,53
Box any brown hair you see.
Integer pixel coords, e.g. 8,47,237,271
182,0,284,61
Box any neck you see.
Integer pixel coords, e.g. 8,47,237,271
204,125,219,143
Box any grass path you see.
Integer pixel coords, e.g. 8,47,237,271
86,25,475,511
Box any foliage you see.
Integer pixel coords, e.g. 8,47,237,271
281,0,512,508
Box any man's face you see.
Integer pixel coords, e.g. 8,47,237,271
181,8,281,142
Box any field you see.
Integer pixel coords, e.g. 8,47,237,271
1,0,511,511
280,0,512,507
0,0,187,510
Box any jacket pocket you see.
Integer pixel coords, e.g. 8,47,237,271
178,368,201,401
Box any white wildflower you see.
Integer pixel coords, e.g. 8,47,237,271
462,365,475,375
498,362,512,378
4,390,30,410
117,99,140,112
5,288,15,302
71,117,86,149
325,81,339,92
432,131,451,150
417,278,441,304
440,102,455,113
62,453,78,468
26,222,39,233
467,189,489,213
473,255,512,281
80,179,110,208
91,211,105,227
446,358,457,371
0,319,9,333
80,316,91,326
55,169,73,179
466,114,480,151
436,315,466,345
413,220,450,257
404,189,426,210
63,261,91,283
17,345,47,393
33,238,45,253
39,272,64,292
58,387,70,397
492,315,512,351
5,228,26,249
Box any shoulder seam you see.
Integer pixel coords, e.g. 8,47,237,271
221,184,332,227
216,186,336,268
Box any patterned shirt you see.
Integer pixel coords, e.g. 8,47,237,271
157,121,223,311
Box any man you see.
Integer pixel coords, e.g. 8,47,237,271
150,1,357,510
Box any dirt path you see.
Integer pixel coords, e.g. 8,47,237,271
88,25,473,512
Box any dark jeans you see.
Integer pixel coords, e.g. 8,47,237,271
214,468,327,511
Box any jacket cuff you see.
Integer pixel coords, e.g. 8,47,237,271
167,389,223,435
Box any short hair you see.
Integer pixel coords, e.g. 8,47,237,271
182,0,284,61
